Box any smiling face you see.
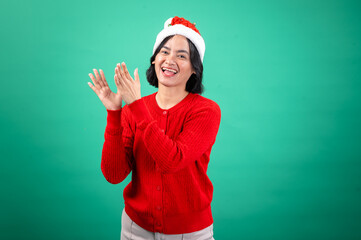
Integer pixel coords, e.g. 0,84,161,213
152,35,195,92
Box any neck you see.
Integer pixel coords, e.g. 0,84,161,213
156,85,189,110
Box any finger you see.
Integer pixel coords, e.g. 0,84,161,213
115,67,123,86
116,63,124,82
114,68,119,85
134,68,140,84
99,69,109,87
117,63,132,92
87,81,99,95
88,73,100,89
115,63,122,79
114,74,121,90
119,62,128,82
122,62,133,81
115,68,125,89
114,74,118,86
119,66,133,91
93,69,104,88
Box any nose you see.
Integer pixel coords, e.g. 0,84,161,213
164,52,176,65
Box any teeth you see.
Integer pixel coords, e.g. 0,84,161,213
162,67,177,74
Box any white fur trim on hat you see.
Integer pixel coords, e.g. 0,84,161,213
153,17,205,62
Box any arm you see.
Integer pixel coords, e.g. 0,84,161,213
101,108,134,184
87,66,136,184
128,98,221,173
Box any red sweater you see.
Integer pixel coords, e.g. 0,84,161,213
101,92,221,234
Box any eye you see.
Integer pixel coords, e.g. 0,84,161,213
178,55,186,59
161,50,168,54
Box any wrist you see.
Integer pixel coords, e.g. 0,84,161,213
106,108,122,128
125,97,141,106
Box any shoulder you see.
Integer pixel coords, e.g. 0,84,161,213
184,94,221,125
191,94,221,116
122,93,155,114
141,92,156,103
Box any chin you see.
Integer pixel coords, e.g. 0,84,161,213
158,80,176,88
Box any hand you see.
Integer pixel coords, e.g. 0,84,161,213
115,62,141,105
88,69,123,110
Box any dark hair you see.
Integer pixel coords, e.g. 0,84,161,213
146,35,204,94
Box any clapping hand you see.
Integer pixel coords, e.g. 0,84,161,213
88,62,141,110
88,69,122,110
114,62,141,105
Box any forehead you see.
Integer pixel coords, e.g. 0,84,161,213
163,35,190,51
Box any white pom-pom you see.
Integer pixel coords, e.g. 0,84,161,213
164,17,173,29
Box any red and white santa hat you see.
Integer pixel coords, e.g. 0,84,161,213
153,16,205,62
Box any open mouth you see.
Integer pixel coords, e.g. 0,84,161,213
161,67,178,76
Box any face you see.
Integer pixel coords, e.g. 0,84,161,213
152,35,195,91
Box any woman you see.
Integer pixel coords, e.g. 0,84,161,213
88,16,221,240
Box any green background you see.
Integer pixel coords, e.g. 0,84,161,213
1,0,360,239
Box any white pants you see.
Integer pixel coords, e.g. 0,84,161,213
121,208,215,240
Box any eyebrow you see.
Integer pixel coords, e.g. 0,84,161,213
162,46,189,55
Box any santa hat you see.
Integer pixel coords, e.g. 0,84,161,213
153,16,205,62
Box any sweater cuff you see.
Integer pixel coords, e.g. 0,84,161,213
127,98,153,127
106,108,122,129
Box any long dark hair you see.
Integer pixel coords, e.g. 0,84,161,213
146,35,204,94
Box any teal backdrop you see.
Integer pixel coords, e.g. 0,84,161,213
1,0,360,239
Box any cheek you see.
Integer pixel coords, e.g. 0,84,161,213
182,63,194,74
154,59,164,70
154,60,161,71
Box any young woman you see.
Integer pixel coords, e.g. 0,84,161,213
88,16,221,240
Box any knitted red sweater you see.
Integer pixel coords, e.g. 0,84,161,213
101,92,221,234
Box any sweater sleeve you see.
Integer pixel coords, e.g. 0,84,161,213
101,108,134,184
127,98,221,173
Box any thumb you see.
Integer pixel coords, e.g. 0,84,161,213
134,68,140,83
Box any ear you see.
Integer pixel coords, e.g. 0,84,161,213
152,61,155,64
